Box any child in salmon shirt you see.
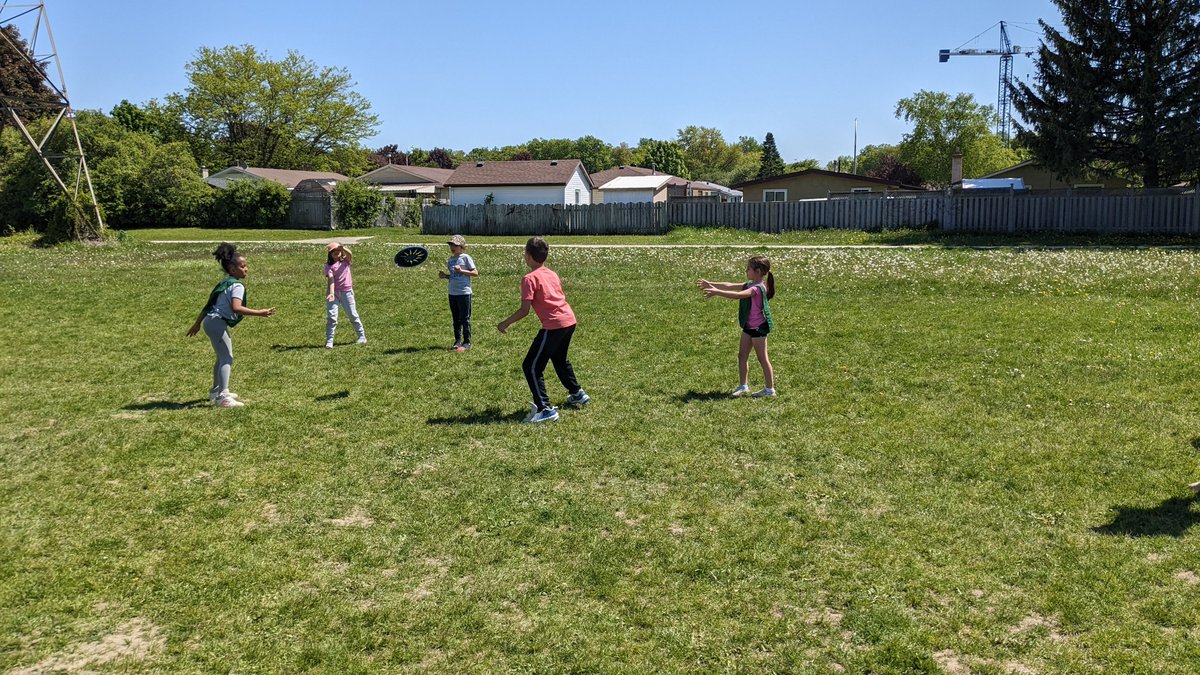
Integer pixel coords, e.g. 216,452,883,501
497,237,590,423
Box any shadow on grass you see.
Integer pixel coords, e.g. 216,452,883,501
1190,437,1200,451
675,390,734,403
315,390,350,402
271,344,325,352
427,407,526,425
385,345,449,355
1092,494,1200,538
123,399,208,411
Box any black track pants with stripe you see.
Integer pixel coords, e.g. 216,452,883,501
523,324,580,411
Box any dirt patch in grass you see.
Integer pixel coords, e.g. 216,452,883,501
13,619,164,674
326,507,374,528
1174,570,1199,585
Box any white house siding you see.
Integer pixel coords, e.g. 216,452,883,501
450,186,565,205
565,167,592,205
601,189,653,204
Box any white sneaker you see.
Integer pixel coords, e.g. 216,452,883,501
525,408,559,424
325,341,334,349
209,389,239,403
751,387,777,398
356,337,367,345
731,385,750,397
215,393,245,408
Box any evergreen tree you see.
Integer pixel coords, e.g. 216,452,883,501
757,132,785,179
1012,1,1200,187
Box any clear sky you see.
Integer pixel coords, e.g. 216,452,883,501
17,0,1061,164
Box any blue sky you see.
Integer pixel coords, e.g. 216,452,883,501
20,0,1060,164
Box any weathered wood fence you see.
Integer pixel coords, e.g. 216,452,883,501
422,188,1200,236
420,202,668,235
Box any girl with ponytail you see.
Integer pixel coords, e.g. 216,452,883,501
697,256,777,398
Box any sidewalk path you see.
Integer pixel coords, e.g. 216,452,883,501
149,236,375,245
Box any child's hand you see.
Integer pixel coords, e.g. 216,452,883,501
186,322,200,337
696,278,712,289
263,308,276,317
452,265,463,273
497,320,509,334
438,271,449,279
327,292,335,302
702,287,720,298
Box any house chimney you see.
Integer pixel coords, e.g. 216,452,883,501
550,160,558,166
618,165,626,170
951,152,963,186
476,162,484,167
201,165,208,179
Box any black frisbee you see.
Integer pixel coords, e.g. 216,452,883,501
394,245,429,268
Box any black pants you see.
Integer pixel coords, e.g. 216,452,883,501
523,324,580,411
449,294,472,345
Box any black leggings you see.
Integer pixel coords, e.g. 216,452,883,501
449,294,472,345
523,324,580,411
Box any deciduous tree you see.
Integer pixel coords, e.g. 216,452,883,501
895,90,1019,187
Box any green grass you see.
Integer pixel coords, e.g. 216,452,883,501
2,232,1200,672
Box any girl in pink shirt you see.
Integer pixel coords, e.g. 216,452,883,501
324,242,366,348
498,237,590,423
698,255,777,398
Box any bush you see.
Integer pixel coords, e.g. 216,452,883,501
332,180,383,229
404,198,423,227
211,179,289,228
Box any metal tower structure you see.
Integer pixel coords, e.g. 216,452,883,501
0,1,103,239
939,21,1022,144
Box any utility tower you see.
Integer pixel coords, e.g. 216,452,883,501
0,1,103,239
939,21,1022,144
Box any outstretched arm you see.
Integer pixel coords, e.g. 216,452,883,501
497,300,532,334
703,286,754,299
697,279,743,291
232,297,276,318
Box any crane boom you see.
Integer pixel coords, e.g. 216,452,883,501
939,21,1022,143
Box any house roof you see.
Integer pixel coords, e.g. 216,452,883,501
980,159,1037,178
446,160,593,188
590,165,688,187
732,168,924,191
686,180,742,197
208,166,348,189
597,175,673,191
357,163,454,185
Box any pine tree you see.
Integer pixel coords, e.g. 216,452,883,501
757,132,785,179
1011,0,1200,187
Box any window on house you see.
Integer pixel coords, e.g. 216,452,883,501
1072,183,1102,189
575,189,581,205
763,189,787,202
850,187,872,193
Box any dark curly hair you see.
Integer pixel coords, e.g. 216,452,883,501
213,243,241,274
525,237,549,263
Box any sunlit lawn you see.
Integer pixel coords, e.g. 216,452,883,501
2,231,1199,672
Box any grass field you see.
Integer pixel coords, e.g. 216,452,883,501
2,230,1200,673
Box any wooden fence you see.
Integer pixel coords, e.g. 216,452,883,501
422,188,1200,236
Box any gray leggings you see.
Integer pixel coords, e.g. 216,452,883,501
203,314,233,394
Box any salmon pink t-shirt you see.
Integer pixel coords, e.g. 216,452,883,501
325,260,353,292
522,266,576,329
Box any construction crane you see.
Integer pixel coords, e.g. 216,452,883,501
939,21,1022,144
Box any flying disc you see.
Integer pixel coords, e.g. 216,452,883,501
394,245,428,267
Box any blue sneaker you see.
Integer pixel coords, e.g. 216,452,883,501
525,408,559,424
566,390,590,407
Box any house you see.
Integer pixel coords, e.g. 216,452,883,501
205,166,348,191
595,175,675,203
444,159,593,206
591,166,685,204
734,169,923,201
356,163,454,202
680,180,743,202
978,160,1132,190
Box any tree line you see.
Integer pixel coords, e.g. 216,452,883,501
2,1,1197,238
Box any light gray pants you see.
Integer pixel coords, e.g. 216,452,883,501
203,314,233,394
326,289,365,342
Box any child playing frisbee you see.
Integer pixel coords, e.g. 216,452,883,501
497,237,589,423
437,234,478,351
697,255,777,398
324,242,366,349
186,243,276,408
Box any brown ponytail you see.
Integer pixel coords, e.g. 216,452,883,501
748,256,775,299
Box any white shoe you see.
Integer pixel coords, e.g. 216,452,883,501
209,389,239,403
325,341,334,349
731,385,750,397
356,337,367,345
751,387,777,398
215,393,245,408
